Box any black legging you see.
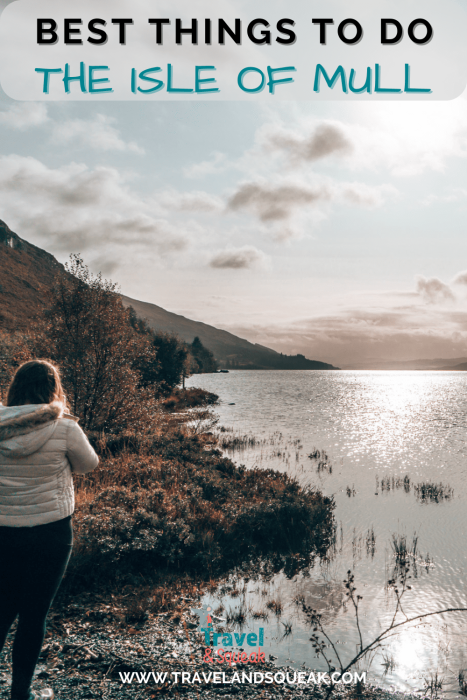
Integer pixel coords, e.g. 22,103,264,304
0,517,73,700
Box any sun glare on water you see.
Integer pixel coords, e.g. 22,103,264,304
340,372,434,462
390,630,431,686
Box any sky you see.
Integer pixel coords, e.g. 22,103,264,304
2,2,467,366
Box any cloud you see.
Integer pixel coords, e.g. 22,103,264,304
256,97,467,178
415,276,455,304
341,182,398,208
52,114,144,154
224,301,467,367
421,188,467,206
211,267,467,365
157,188,223,213
183,151,227,179
453,271,467,286
209,245,268,270
0,155,189,258
226,178,396,230
0,103,49,129
227,181,330,222
264,122,353,163
0,106,144,154
183,122,354,183
182,122,354,183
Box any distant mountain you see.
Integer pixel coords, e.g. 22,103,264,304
342,357,467,371
122,295,338,370
438,362,467,371
0,219,338,370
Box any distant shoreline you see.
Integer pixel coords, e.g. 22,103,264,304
208,366,467,372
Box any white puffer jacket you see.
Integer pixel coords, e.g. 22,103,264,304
0,401,99,527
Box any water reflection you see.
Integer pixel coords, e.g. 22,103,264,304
187,371,467,695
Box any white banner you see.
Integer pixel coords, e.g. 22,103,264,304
0,0,466,101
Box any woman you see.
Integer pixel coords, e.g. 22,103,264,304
0,360,99,700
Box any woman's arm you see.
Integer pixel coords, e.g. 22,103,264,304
66,420,99,474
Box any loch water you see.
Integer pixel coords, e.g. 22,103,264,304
186,370,467,696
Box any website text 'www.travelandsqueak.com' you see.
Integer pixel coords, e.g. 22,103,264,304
119,671,367,686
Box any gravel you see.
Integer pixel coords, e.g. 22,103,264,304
0,596,419,700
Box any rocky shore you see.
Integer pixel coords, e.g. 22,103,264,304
0,593,417,700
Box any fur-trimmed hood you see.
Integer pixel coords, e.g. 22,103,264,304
0,402,67,458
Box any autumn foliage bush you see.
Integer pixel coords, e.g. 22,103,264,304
162,387,219,412
67,431,335,588
31,255,160,433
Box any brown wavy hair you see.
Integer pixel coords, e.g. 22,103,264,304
6,360,66,407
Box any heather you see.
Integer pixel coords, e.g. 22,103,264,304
67,428,334,590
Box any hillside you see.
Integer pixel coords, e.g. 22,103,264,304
0,220,338,370
0,220,65,330
121,295,337,370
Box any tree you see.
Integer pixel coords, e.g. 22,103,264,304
190,336,218,374
36,255,158,433
152,331,190,393
127,307,190,395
